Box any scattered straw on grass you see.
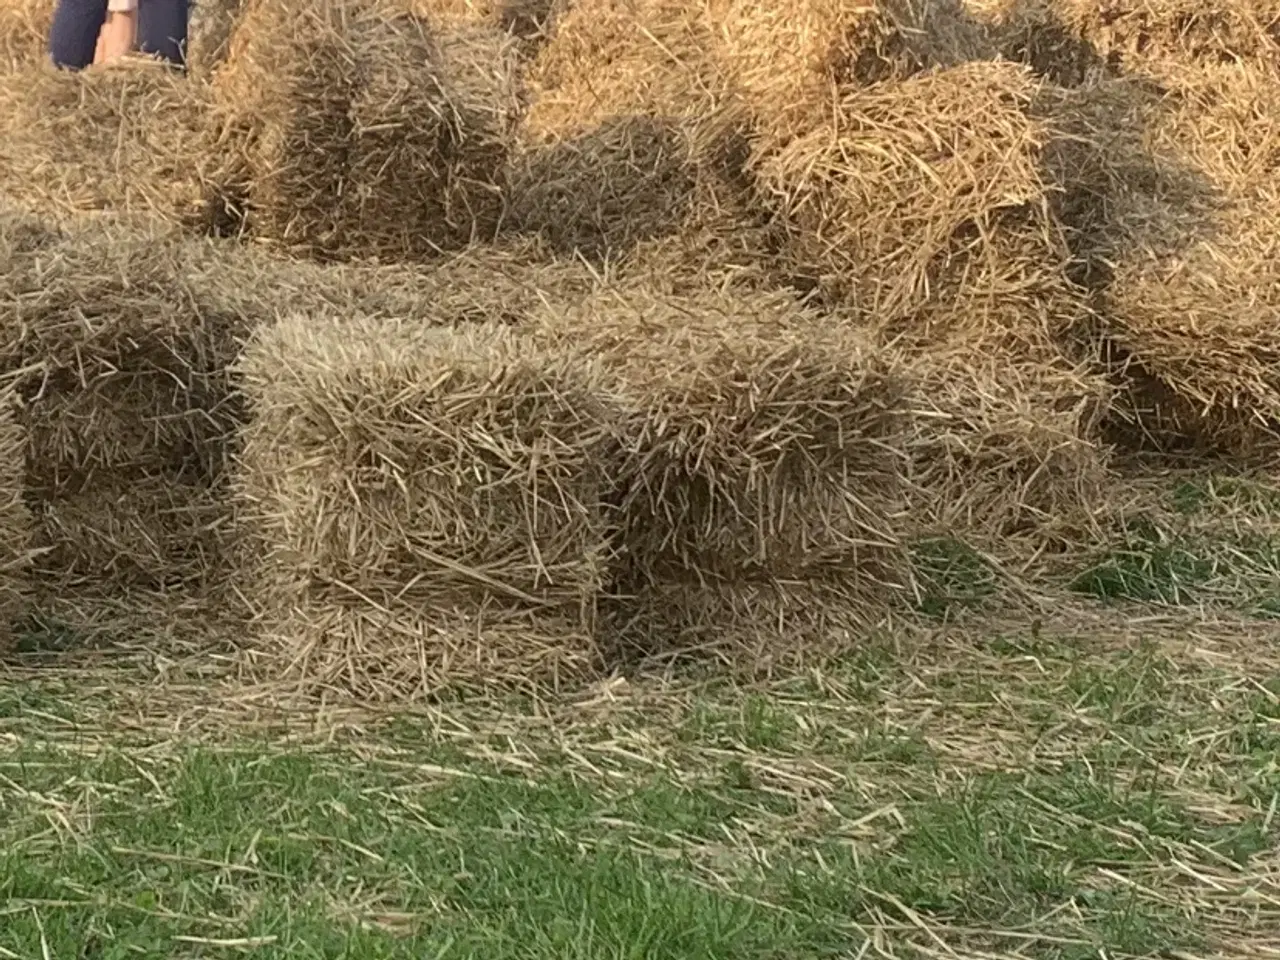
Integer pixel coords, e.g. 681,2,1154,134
210,0,518,260
710,0,993,135
753,60,1053,316
235,315,614,700
0,59,210,224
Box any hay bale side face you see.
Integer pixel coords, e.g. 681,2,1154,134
510,0,755,263
905,351,1114,546
755,61,1052,315
0,64,210,224
212,1,518,260
530,281,909,663
1057,0,1280,68
235,315,613,698
710,0,994,134
0,389,33,653
1102,195,1280,457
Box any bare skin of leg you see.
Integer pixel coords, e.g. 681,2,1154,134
96,10,136,64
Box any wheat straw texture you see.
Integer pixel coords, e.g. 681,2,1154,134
0,387,34,654
209,0,518,260
754,61,1054,315
235,313,614,699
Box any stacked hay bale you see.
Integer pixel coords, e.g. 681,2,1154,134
0,388,33,654
208,0,520,260
403,0,564,45
530,281,909,673
0,59,210,224
742,43,1113,549
710,0,993,135
188,0,249,78
992,1,1280,456
508,0,768,275
234,314,612,700
0,216,248,605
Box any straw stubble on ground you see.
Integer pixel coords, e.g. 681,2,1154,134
1,599,1278,959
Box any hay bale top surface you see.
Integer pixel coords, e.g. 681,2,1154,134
0,0,51,70
710,0,994,131
523,0,737,141
756,59,1052,312
1057,0,1280,66
0,61,210,223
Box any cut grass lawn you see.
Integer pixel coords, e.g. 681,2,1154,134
2,614,1279,959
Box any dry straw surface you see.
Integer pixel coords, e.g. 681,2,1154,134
529,280,908,665
403,0,564,42
711,0,993,134
0,388,34,654
210,0,519,260
509,0,756,261
755,60,1054,316
0,61,210,224
1101,191,1280,457
0,0,51,71
188,0,250,78
235,314,613,699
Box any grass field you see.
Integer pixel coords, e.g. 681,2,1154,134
3,473,1280,960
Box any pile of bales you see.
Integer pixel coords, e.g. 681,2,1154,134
0,0,1276,694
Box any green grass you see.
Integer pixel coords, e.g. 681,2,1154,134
3,617,1278,960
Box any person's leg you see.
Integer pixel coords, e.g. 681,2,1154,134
136,0,189,66
48,0,108,70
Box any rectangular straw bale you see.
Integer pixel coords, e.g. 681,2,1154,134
402,0,564,41
509,0,758,263
210,0,519,260
235,314,613,698
1055,0,1280,69
708,0,993,135
1101,192,1280,457
0,60,210,224
188,0,249,78
529,281,909,588
0,387,34,654
753,60,1055,317
904,348,1113,547
32,475,231,588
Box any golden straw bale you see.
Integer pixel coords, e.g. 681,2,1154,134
402,0,564,40
0,61,210,224
754,61,1053,316
235,315,613,699
0,388,34,654
32,475,232,588
1102,192,1280,457
709,0,993,134
904,348,1113,544
529,282,908,630
210,0,519,260
1056,0,1280,69
0,0,51,71
511,0,753,261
